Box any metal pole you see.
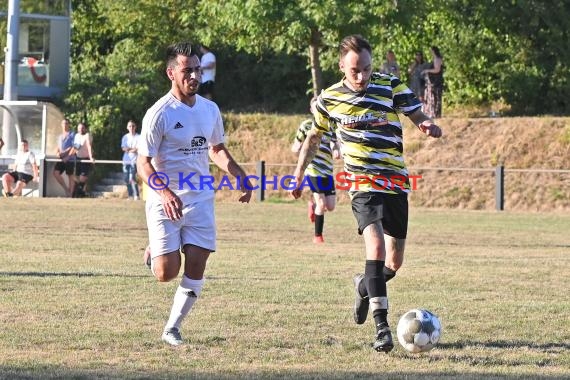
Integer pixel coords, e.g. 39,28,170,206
256,160,265,202
2,0,20,153
495,165,504,211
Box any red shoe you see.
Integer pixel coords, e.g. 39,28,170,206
307,199,315,223
313,235,324,244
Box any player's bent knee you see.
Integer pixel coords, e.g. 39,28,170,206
152,263,180,282
154,269,178,283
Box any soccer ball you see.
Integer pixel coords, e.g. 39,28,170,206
397,309,441,353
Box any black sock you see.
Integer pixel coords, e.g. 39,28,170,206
365,260,388,326
383,267,396,282
314,214,324,236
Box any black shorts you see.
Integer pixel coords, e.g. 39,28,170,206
74,159,92,177
54,161,75,175
8,171,33,184
199,80,215,96
307,175,336,196
350,191,408,239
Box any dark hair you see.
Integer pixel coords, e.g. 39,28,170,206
431,46,442,58
339,35,372,58
415,51,425,63
166,42,198,68
21,139,28,144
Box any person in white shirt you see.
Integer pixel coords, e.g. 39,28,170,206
121,120,141,200
70,122,94,197
2,139,39,197
137,41,252,346
198,44,216,100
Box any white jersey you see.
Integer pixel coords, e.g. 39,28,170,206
121,132,141,165
139,92,224,205
15,151,36,175
200,52,216,83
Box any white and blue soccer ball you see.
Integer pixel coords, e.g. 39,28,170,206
397,309,441,353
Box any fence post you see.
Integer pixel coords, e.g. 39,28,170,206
495,165,504,211
256,160,265,202
39,157,46,197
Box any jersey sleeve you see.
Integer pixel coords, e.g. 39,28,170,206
313,95,331,133
209,104,225,147
295,119,312,143
139,110,165,158
392,77,422,116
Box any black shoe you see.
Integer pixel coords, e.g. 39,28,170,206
353,273,369,324
373,324,394,353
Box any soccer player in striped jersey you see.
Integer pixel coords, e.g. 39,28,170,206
291,97,340,243
291,35,442,352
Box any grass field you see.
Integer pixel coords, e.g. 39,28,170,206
0,198,569,379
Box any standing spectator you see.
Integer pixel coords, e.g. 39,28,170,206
198,44,216,100
290,35,442,353
422,46,444,118
53,118,76,197
380,50,401,77
137,41,253,346
407,51,428,103
121,120,141,200
70,122,94,198
291,97,340,243
2,139,39,197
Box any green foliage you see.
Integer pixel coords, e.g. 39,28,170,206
53,0,570,160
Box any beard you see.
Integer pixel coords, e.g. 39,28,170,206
176,79,200,98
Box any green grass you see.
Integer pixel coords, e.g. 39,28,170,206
0,198,569,379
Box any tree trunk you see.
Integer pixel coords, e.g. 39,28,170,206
309,28,323,97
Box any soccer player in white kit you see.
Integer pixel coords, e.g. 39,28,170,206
137,42,253,346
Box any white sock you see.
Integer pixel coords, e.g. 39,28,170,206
165,275,205,331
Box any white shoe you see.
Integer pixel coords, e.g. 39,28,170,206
162,327,183,346
134,195,140,201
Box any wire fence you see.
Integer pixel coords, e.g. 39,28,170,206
31,157,570,211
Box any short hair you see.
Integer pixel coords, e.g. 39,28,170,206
166,42,198,68
21,139,28,144
339,35,372,58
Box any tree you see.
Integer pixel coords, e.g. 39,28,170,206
193,0,398,97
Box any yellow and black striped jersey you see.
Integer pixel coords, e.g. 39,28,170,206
313,73,421,194
295,118,337,177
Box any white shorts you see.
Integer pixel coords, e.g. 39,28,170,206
146,199,216,258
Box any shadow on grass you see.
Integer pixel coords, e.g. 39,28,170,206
0,367,565,380
439,340,570,352
0,271,148,278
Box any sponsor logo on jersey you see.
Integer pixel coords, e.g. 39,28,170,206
340,111,388,129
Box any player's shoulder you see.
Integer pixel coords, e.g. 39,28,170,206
143,93,175,125
371,72,393,84
197,94,220,111
321,80,345,97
